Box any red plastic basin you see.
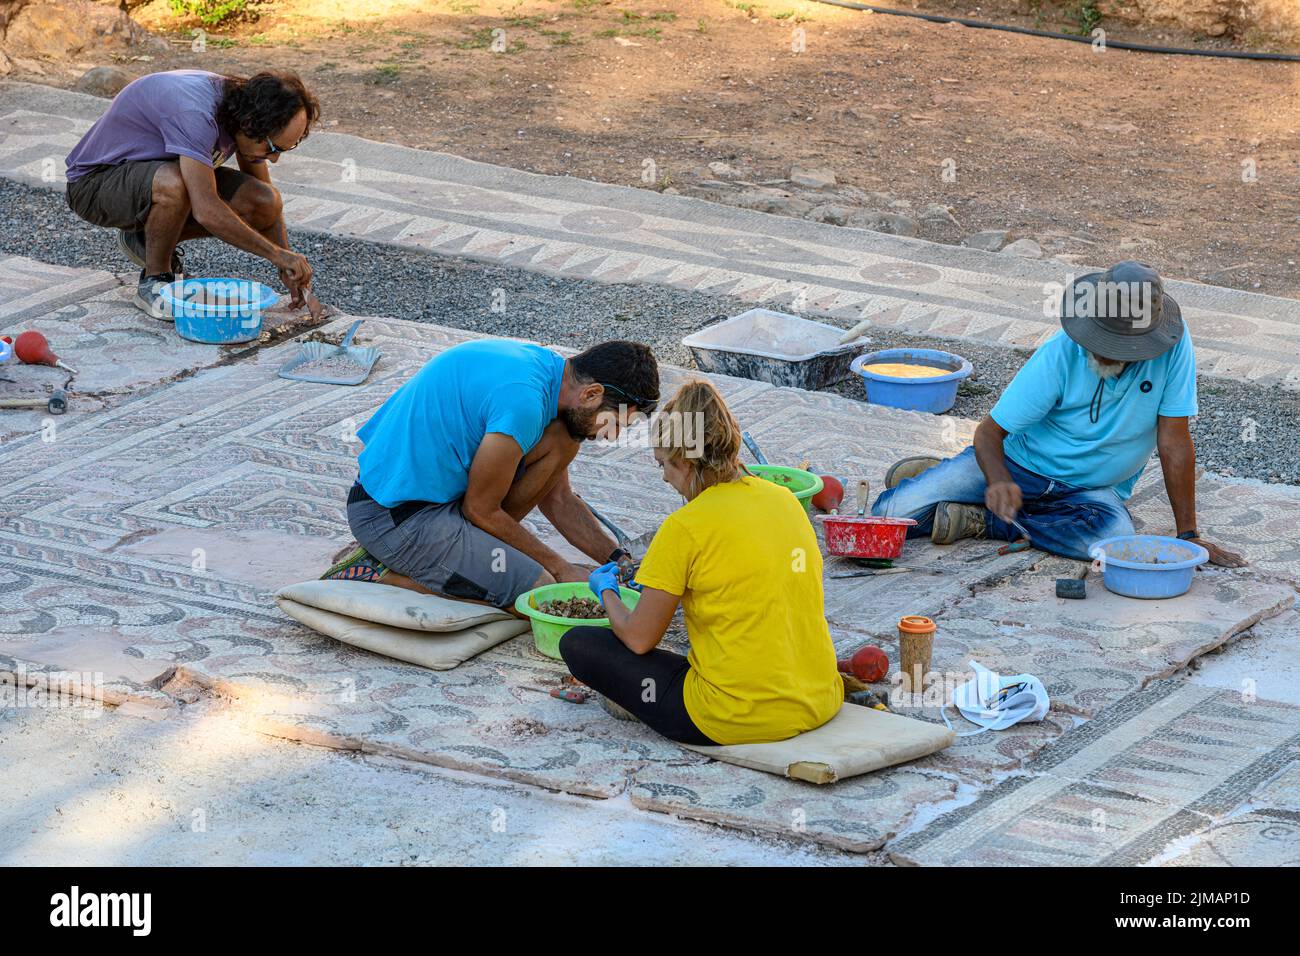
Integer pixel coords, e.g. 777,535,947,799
816,515,917,559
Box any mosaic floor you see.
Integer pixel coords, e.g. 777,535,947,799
2,285,1295,857
3,81,1300,389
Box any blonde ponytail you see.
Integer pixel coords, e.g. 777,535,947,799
652,378,747,499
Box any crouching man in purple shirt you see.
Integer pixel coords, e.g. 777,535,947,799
65,69,321,319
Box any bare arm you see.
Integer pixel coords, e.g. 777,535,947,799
1156,416,1245,567
463,433,584,581
180,156,287,263
972,415,1023,522
598,585,680,656
236,154,292,250
538,470,619,564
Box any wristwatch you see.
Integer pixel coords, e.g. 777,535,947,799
609,548,633,565
1176,529,1200,541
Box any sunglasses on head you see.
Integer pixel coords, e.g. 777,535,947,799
600,382,656,412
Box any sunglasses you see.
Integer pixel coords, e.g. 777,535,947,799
600,382,656,412
265,135,303,156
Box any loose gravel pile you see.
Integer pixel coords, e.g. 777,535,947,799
289,354,368,379
2,179,1295,485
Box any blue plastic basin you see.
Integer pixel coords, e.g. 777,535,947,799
850,348,973,414
162,278,278,344
0,337,11,364
1091,534,1209,600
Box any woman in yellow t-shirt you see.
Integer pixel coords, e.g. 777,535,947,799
558,379,843,747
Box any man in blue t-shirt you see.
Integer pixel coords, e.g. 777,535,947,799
330,338,661,610
873,262,1244,567
65,70,320,320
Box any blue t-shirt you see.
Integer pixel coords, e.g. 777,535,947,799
357,340,565,508
66,70,236,182
990,328,1198,499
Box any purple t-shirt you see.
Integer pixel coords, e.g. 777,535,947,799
65,70,236,182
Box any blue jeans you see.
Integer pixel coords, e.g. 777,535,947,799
871,446,1135,561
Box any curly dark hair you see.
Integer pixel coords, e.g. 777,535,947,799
218,72,321,142
571,341,660,413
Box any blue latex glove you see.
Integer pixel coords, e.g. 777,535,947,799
588,562,621,602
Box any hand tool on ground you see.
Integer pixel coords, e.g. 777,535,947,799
847,689,891,712
13,331,77,374
741,431,769,465
963,539,1032,563
0,389,67,414
830,566,919,578
520,684,589,704
855,479,870,515
853,558,949,573
277,319,380,386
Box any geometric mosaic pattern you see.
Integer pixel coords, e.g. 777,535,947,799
1,303,1293,855
890,680,1300,866
3,80,1300,389
0,255,115,326
0,260,319,441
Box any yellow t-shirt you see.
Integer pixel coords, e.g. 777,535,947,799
635,475,843,746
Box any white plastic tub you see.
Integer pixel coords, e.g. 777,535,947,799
681,308,867,390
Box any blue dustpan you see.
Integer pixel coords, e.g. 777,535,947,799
277,320,379,386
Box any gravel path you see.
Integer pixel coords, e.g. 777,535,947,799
3,179,1296,485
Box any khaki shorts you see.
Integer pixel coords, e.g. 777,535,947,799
66,160,250,232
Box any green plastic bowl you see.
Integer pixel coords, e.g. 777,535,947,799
747,464,824,514
514,581,641,660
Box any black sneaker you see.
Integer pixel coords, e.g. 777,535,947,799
117,230,185,278
134,270,177,321
117,229,146,269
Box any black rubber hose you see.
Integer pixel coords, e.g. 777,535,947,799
806,0,1300,62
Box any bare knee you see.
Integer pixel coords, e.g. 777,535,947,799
531,569,556,589
233,181,282,231
150,164,189,211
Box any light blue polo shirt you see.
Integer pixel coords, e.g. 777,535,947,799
357,339,565,507
990,328,1197,499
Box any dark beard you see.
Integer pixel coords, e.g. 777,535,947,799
561,407,598,441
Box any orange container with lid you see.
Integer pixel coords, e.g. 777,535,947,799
897,616,936,693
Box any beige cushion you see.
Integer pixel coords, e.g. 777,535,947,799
681,704,954,784
276,579,511,631
276,597,528,671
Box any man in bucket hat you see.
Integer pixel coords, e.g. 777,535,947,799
872,261,1244,567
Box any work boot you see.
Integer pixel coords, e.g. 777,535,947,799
931,501,987,545
885,455,941,489
134,270,177,321
118,230,185,278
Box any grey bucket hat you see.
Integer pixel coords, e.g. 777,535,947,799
1059,261,1184,361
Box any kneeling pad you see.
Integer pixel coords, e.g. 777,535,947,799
278,579,511,631
277,596,528,671
680,704,954,785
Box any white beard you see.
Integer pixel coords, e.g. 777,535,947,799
1087,353,1126,379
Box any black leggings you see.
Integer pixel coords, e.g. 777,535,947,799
558,626,717,746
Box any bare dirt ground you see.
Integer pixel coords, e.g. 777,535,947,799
30,0,1295,298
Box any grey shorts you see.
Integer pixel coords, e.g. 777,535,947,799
66,161,250,231
346,481,543,610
